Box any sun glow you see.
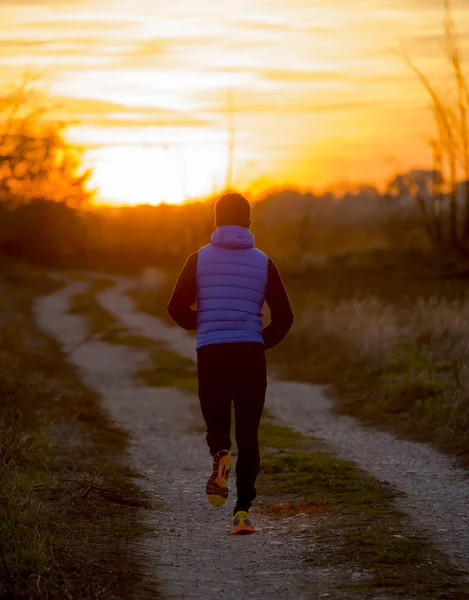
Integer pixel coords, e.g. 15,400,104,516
85,143,229,206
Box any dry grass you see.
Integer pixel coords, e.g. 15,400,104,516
70,276,158,348
274,293,469,463
0,260,157,599
129,267,178,327
257,415,468,598
136,346,198,393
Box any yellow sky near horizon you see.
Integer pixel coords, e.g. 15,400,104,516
0,0,468,205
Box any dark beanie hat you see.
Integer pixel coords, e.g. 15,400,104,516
215,192,251,228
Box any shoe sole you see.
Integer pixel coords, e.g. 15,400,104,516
232,526,256,535
206,452,232,507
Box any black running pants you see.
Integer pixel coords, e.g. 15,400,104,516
197,342,267,513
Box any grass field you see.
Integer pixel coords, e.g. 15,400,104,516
0,261,157,599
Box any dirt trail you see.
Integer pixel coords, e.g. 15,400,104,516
35,277,349,600
96,276,469,578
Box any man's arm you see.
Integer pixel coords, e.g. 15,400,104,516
167,252,198,330
263,259,294,350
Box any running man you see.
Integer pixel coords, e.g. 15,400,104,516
167,192,294,534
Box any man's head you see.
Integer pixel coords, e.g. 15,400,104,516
215,192,251,229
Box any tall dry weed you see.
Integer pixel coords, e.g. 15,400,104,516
299,297,406,367
302,296,469,372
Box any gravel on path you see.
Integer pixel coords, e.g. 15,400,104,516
35,277,353,600
97,276,469,578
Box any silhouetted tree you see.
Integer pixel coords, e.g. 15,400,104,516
0,80,93,208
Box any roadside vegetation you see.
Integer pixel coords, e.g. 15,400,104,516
69,276,156,348
0,261,156,599
136,346,197,393
128,268,177,327
271,261,469,465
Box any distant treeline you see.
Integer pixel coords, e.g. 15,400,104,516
0,175,435,273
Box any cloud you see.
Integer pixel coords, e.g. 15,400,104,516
238,20,333,34
86,116,208,128
117,37,218,69
0,0,84,3
259,68,343,83
48,95,210,128
238,20,292,33
309,0,468,11
0,37,113,60
212,65,343,85
22,17,134,33
199,95,386,115
0,40,48,48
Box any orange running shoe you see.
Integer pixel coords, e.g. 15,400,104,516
232,511,256,535
206,450,232,507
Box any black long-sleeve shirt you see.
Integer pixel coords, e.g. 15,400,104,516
167,252,294,350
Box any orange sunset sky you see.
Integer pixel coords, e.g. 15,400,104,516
0,0,468,205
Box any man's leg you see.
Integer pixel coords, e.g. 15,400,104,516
198,345,234,507
232,344,267,514
197,345,232,456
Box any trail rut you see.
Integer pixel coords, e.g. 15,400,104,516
97,276,469,577
35,277,349,600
